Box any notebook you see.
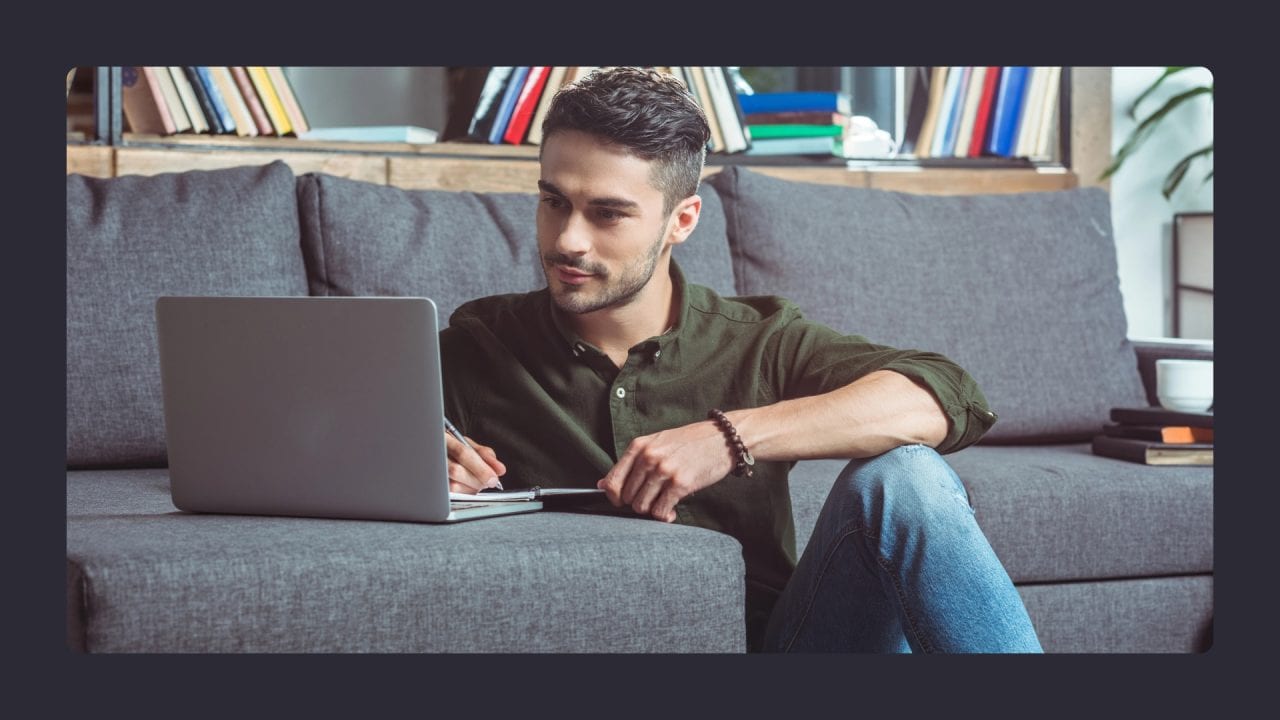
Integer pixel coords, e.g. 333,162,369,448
155,295,543,523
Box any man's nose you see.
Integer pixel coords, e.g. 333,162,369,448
553,212,592,256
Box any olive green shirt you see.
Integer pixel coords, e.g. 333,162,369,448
439,261,996,640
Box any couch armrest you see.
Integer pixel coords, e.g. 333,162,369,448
1130,336,1215,406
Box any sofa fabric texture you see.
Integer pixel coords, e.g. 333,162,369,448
706,166,1150,444
66,162,308,468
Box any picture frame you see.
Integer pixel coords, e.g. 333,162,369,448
1173,212,1213,340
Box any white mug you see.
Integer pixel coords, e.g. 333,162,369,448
1155,359,1214,413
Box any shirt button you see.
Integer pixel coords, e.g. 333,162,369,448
615,387,626,399
653,349,661,359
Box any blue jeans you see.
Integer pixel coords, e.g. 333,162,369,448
761,445,1043,653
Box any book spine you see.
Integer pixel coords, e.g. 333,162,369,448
266,67,309,135
231,67,274,135
466,67,515,142
953,66,987,157
746,124,843,139
503,66,551,145
930,67,964,157
248,66,293,136
968,67,1001,158
1032,67,1062,159
488,66,529,144
121,66,174,135
526,66,570,146
688,67,724,153
989,67,1030,157
209,67,256,137
151,67,191,132
737,91,847,115
169,67,210,133
194,67,236,134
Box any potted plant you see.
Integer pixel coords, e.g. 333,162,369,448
1101,67,1213,200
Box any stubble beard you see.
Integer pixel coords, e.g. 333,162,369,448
544,230,667,315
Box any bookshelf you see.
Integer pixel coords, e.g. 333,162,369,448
67,66,1095,195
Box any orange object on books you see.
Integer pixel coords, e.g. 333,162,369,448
1101,422,1214,444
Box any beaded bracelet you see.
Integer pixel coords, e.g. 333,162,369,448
707,408,755,478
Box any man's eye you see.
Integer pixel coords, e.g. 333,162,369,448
541,196,566,209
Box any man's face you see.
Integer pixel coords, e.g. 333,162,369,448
536,130,675,315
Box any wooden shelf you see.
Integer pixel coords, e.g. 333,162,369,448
67,137,1078,195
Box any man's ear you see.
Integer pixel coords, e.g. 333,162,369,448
667,194,702,247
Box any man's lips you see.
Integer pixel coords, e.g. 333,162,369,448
554,265,595,285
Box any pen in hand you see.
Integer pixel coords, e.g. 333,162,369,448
443,416,504,491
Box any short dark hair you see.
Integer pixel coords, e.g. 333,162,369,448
540,67,711,216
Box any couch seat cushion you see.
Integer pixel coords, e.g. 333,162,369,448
787,445,1212,583
66,162,308,468
296,174,736,327
706,166,1149,443
67,470,745,653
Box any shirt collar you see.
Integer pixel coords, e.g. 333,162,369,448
547,259,691,361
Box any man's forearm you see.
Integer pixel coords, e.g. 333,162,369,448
725,370,949,462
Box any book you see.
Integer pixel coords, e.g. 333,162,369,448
1091,435,1213,466
464,67,516,143
967,67,1001,158
952,66,987,157
502,66,551,145
120,66,175,135
704,66,749,153
1101,422,1214,444
192,67,235,135
986,66,1030,157
1110,406,1214,429
687,67,724,153
931,66,967,157
525,66,569,145
488,66,529,144
149,67,192,133
737,91,851,116
746,123,843,139
743,110,847,126
1014,67,1049,158
230,66,274,135
168,66,209,133
744,135,840,156
297,125,439,143
449,487,605,503
247,66,293,136
208,67,256,137
897,66,931,156
266,67,310,135
913,66,949,158
1032,66,1063,160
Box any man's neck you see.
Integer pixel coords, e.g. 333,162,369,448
571,265,677,367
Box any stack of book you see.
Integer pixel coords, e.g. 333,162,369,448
1090,406,1214,466
904,66,1061,160
454,67,751,154
737,91,851,157
120,66,309,138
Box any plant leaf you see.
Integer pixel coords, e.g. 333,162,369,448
1162,145,1214,200
1101,85,1213,180
1128,66,1190,120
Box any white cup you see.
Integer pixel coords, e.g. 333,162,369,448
1156,359,1214,413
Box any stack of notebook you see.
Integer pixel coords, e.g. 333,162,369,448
1091,406,1214,466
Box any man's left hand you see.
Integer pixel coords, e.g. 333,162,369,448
597,420,736,522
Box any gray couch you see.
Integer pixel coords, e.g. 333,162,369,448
66,161,1213,653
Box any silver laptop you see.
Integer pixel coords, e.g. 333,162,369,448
155,296,542,523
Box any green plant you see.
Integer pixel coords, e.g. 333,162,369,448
1100,67,1213,200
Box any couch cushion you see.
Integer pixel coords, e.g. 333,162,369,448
66,162,307,468
706,166,1149,443
67,469,745,652
297,174,736,327
787,445,1212,583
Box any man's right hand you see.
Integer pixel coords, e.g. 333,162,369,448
444,433,507,494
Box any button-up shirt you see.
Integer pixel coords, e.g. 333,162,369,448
439,261,997,644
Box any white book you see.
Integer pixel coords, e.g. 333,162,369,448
1032,67,1063,160
704,66,748,153
168,66,209,133
1014,67,1048,159
952,66,988,157
209,66,257,137
150,67,192,132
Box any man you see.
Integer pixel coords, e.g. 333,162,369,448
439,66,1042,653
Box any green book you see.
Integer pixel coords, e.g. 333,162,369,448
745,123,844,139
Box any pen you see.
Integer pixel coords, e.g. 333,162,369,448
443,416,504,491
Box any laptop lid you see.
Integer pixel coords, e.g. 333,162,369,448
155,296,537,523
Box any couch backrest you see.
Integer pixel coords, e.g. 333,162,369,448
66,161,309,468
296,172,736,325
706,166,1148,444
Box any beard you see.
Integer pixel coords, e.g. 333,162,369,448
543,230,667,315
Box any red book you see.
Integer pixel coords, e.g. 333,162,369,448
502,66,551,145
967,67,1001,158
230,66,274,136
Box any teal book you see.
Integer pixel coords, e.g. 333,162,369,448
744,135,841,156
745,123,843,139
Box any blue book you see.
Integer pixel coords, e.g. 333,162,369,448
986,67,1030,157
194,67,236,135
488,66,529,144
736,91,851,116
932,67,968,157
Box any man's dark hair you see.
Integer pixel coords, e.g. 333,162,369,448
540,67,711,216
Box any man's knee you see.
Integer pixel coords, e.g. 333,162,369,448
833,444,971,522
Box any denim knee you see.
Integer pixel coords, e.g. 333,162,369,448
832,444,973,532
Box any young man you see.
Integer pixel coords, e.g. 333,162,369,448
439,67,1042,653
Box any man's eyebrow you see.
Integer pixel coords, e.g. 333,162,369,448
537,180,640,211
